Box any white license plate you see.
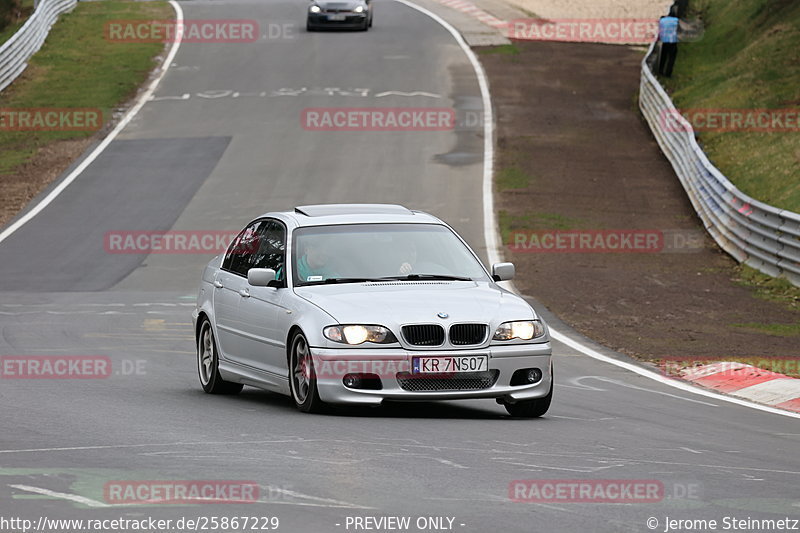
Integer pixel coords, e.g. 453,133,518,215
412,355,488,374
328,14,346,20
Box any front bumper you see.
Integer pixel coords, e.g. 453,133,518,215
308,13,367,28
310,342,552,405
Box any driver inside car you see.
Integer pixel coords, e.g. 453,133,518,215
296,240,338,281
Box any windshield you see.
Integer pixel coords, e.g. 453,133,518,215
291,223,489,286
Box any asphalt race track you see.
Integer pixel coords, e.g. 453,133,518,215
0,1,797,532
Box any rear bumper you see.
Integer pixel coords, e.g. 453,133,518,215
310,343,552,405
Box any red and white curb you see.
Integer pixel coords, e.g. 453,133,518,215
679,362,800,413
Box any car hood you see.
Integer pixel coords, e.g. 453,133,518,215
294,281,537,326
313,0,365,8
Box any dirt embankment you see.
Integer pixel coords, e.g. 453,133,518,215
481,40,800,361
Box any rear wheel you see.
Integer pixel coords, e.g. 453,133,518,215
504,380,552,418
289,332,326,413
197,319,243,395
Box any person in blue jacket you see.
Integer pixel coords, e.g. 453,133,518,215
658,6,680,77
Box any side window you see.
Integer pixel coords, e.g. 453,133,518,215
252,221,286,280
222,220,270,276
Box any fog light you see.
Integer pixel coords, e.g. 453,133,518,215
343,374,361,388
526,368,543,383
510,368,544,386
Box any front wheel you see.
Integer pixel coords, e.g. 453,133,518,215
197,319,243,395
289,332,326,413
504,380,552,418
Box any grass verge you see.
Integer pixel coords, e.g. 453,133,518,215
498,209,587,245
0,0,34,46
733,264,800,310
477,44,519,55
662,0,800,213
0,0,172,176
732,322,800,337
495,165,533,191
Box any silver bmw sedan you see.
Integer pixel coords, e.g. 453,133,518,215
193,204,553,417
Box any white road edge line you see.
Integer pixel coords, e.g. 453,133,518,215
394,0,800,421
0,0,185,246
10,484,109,508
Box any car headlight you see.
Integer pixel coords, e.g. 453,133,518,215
309,5,321,12
493,320,544,341
353,5,364,12
324,325,397,345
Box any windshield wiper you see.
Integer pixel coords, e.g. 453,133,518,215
379,274,473,281
302,277,385,285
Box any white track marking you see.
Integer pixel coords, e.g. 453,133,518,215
10,484,109,507
0,438,305,454
374,90,441,98
393,0,800,420
574,376,719,406
266,487,372,509
0,1,184,246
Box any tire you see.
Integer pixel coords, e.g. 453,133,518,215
504,379,552,418
288,332,326,413
197,319,243,395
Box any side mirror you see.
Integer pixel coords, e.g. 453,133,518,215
492,262,515,281
247,268,277,287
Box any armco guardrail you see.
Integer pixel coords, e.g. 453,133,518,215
639,41,800,287
0,0,77,92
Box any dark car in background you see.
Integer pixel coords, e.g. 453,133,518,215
307,0,373,31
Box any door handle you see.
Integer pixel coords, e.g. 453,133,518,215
213,280,223,288
238,289,250,298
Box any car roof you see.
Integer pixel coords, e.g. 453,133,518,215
259,204,444,227
295,204,411,217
